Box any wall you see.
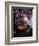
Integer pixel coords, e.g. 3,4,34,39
0,0,39,46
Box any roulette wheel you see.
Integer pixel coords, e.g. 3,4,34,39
16,22,28,32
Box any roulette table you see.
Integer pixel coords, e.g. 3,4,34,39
16,22,28,32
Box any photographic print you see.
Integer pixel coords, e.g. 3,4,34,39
5,2,38,44
11,7,33,37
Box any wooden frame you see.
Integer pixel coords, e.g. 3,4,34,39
5,1,38,44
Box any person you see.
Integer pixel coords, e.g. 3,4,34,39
22,10,32,27
22,10,32,33
26,10,32,27
22,12,28,22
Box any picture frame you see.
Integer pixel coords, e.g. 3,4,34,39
5,1,38,44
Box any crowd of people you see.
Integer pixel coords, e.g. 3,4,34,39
14,9,32,27
12,8,33,37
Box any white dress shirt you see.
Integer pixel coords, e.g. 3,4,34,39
23,17,32,27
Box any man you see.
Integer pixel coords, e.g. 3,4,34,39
26,10,32,27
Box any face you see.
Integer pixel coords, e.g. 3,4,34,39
27,14,32,19
16,13,21,18
16,14,18,17
23,14,26,17
27,11,32,19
